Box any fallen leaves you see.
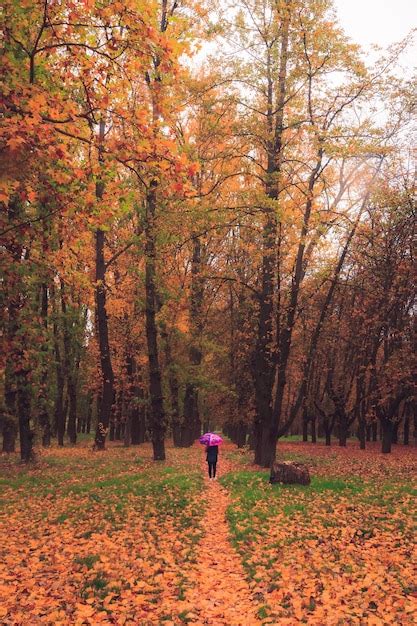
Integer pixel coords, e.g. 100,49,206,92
0,443,205,625
222,441,417,625
1,440,416,625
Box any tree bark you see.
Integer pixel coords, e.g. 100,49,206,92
93,119,115,450
302,411,308,442
144,183,166,460
6,198,34,461
53,309,65,446
3,317,18,453
403,416,410,445
381,419,393,454
38,282,51,447
182,235,204,446
253,8,290,467
127,356,146,445
311,416,317,443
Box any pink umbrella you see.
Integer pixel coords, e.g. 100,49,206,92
199,432,223,447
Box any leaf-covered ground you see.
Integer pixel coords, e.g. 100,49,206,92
0,443,206,625
1,440,416,625
222,442,417,625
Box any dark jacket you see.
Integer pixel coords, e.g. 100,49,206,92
206,445,218,463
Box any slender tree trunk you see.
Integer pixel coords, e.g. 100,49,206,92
311,416,317,443
51,284,65,445
161,323,181,446
17,362,33,462
3,360,17,452
358,418,366,450
67,376,77,445
391,420,400,445
38,282,51,447
403,416,410,445
236,421,247,448
54,343,65,446
94,226,115,449
381,419,393,454
60,283,78,445
183,235,204,446
115,390,123,440
144,183,165,460
338,412,348,447
93,119,115,450
302,411,308,442
127,356,146,445
6,198,34,461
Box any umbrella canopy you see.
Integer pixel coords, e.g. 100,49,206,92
199,432,223,447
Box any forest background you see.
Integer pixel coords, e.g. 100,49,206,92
1,0,416,465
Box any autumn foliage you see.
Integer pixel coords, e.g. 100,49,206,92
0,0,416,622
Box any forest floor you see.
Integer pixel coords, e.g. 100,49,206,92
0,439,416,625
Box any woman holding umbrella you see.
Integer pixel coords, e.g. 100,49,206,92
199,432,223,480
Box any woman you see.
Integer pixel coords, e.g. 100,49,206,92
206,444,219,480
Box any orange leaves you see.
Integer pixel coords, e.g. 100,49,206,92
222,441,417,625
0,443,209,624
6,135,26,151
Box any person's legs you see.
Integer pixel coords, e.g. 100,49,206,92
208,462,213,478
213,461,217,478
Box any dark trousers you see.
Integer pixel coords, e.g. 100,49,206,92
208,461,217,478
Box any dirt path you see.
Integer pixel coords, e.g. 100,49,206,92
182,450,261,625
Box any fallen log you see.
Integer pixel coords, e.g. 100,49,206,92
270,461,311,485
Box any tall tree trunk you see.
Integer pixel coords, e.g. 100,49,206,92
94,225,114,449
403,416,410,445
166,342,181,447
53,309,65,446
311,416,317,443
381,419,393,454
302,410,308,442
358,416,366,450
60,283,79,445
17,360,33,463
67,376,78,445
6,198,34,461
391,420,400,445
38,282,51,447
127,355,146,445
338,411,348,447
3,311,18,453
94,119,115,450
144,183,166,460
253,9,290,466
182,235,204,447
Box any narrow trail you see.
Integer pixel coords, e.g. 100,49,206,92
183,449,261,625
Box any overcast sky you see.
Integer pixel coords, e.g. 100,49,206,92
334,0,416,66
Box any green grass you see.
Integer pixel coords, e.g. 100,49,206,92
220,468,415,584
0,448,204,534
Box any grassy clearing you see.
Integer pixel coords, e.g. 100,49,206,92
0,443,206,624
220,446,417,625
